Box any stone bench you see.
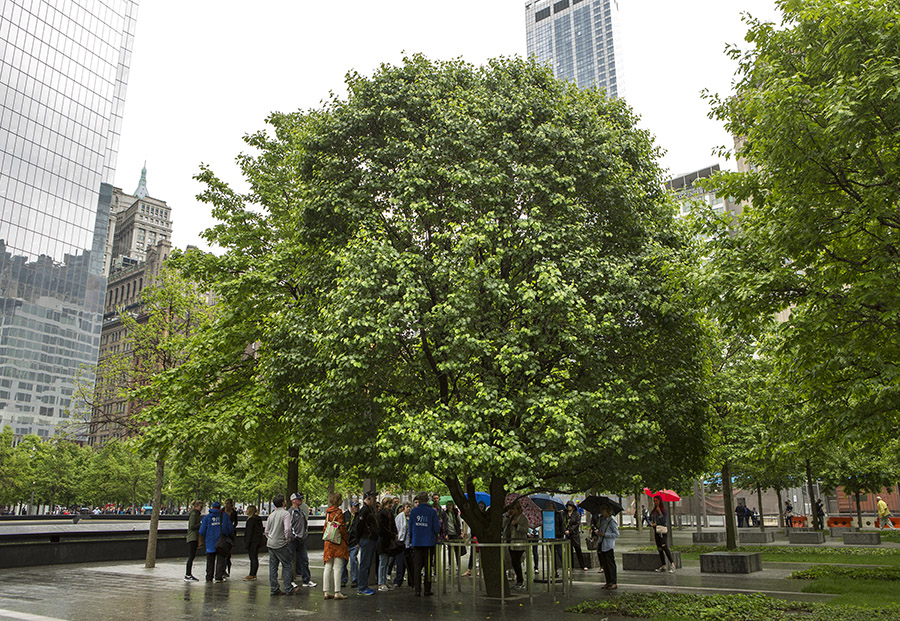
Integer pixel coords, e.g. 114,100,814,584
692,531,726,544
785,526,813,533
739,530,775,544
829,526,858,537
788,531,825,544
700,551,762,574
621,551,683,571
843,532,881,545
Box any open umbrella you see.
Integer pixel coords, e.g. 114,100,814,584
531,493,566,512
505,493,543,528
439,492,491,507
579,495,624,515
643,487,681,502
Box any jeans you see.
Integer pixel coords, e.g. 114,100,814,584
185,540,199,576
378,552,390,586
292,537,310,583
598,548,617,585
323,557,346,595
357,538,377,592
269,545,294,594
344,544,359,585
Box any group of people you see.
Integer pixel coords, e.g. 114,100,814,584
182,491,686,597
735,504,760,527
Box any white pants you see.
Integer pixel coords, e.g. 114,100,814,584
323,557,346,594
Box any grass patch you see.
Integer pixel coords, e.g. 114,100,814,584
634,545,900,566
878,530,900,544
566,592,900,620
788,565,900,581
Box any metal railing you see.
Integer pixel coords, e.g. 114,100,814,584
435,538,572,604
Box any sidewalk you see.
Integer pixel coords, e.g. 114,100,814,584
0,528,848,621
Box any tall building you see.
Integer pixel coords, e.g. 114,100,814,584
0,0,140,439
666,165,742,220
103,169,173,275
524,0,623,97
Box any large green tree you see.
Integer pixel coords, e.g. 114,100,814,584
705,0,900,439
191,56,710,595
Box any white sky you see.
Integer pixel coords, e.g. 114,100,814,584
114,0,781,253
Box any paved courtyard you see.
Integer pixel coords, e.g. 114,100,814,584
0,529,847,621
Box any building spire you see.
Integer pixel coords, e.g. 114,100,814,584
134,161,149,198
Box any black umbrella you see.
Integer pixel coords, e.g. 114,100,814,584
579,495,623,516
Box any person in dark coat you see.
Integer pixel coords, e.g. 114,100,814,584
564,501,588,570
184,500,203,581
223,498,238,577
198,501,235,582
243,505,263,580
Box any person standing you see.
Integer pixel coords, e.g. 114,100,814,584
198,501,235,583
342,501,360,588
223,498,238,577
288,493,315,587
395,502,413,587
784,500,794,528
564,501,588,571
410,491,441,597
184,500,203,581
649,496,675,573
377,496,399,591
243,505,263,581
877,496,895,529
323,493,350,600
593,505,619,589
356,491,379,596
503,501,529,590
265,494,295,596
814,499,825,530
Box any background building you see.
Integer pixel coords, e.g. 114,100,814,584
0,0,140,440
666,164,742,220
524,0,623,97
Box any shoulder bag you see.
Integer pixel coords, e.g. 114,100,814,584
323,515,342,544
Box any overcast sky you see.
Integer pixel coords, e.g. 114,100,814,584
114,0,781,253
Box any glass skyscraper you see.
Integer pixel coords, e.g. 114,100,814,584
0,0,139,439
525,0,622,98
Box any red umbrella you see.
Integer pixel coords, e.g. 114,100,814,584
505,493,543,528
643,487,681,502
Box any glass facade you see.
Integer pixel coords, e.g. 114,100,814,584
0,0,139,439
525,0,622,98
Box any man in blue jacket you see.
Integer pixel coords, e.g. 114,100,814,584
409,492,441,596
198,501,235,582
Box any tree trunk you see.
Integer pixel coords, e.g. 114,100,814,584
722,460,736,550
855,490,862,530
756,483,765,531
287,446,299,496
805,458,818,530
446,475,507,598
694,480,703,532
145,457,165,568
775,487,784,529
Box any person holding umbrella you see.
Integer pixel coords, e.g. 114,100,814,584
564,500,588,571
649,495,675,573
592,504,619,589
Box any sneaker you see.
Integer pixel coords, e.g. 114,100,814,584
243,576,256,581
291,581,299,589
214,578,225,583
350,582,358,589
285,587,298,596
378,584,389,591
424,591,434,596
668,565,676,573
271,590,286,596
358,588,376,596
184,575,198,581
303,581,317,588
655,566,667,572
514,582,525,590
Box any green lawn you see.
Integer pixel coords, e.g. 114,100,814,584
646,545,900,566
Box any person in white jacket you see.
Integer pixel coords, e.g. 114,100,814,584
592,505,619,589
394,502,412,587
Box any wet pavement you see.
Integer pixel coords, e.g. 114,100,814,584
0,528,876,621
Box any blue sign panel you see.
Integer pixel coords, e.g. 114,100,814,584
542,510,556,539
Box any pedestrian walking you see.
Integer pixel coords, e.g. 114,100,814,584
649,496,675,573
323,493,350,600
265,494,295,596
244,505,263,581
183,500,203,581
877,496,895,529
198,501,235,583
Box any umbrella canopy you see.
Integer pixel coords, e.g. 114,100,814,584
643,487,681,502
579,495,624,516
438,492,491,507
505,493,543,528
531,493,566,512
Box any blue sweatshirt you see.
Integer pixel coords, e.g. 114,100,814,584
409,504,441,548
198,508,235,554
